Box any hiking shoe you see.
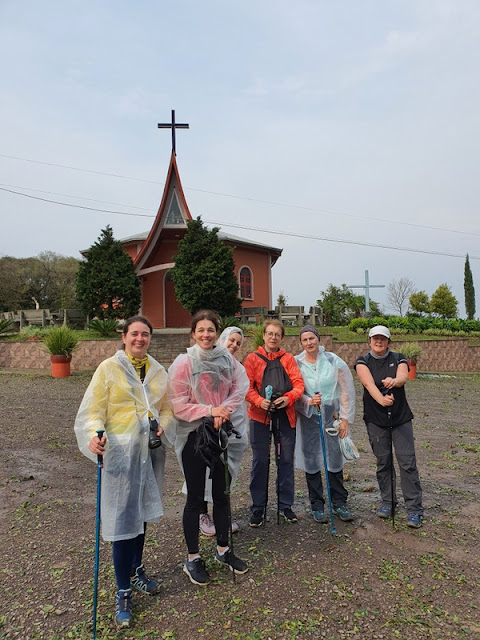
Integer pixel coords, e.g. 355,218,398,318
407,513,423,529
312,509,328,524
377,505,393,519
130,564,159,595
183,557,210,586
281,508,298,523
215,549,249,575
333,505,354,521
199,513,216,537
249,511,264,527
114,588,132,629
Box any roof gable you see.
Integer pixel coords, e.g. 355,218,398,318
134,151,192,270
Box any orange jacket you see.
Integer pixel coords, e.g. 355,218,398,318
244,345,304,427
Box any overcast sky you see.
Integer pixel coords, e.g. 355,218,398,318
1,0,479,316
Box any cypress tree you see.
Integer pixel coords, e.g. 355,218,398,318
464,254,476,320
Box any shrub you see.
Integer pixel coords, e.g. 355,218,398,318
88,318,119,337
0,319,16,335
348,318,369,332
247,324,265,350
399,342,423,362
44,326,79,357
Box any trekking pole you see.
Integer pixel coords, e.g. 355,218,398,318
315,396,336,535
223,447,236,584
263,385,273,524
388,407,395,529
92,429,104,640
273,412,281,525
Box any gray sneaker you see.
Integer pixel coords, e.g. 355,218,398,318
183,557,210,586
215,549,248,575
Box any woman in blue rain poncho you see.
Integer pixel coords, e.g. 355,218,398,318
295,326,356,523
74,316,174,629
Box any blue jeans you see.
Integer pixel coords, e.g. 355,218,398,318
249,414,296,513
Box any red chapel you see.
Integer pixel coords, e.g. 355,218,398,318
120,151,282,328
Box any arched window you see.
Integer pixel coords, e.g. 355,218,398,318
239,266,252,300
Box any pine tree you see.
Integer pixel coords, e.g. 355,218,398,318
171,217,242,316
76,226,141,319
464,254,476,320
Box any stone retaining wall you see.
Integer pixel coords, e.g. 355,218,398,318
1,336,479,373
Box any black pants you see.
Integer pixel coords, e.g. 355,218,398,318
182,430,230,554
305,469,348,511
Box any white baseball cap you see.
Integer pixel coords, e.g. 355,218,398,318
368,325,391,339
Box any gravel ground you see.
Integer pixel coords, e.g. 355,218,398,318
1,371,479,640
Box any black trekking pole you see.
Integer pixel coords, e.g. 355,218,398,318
315,396,336,535
388,407,395,529
273,411,281,525
223,446,236,584
92,429,104,640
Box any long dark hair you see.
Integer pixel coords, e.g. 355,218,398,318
191,309,220,333
122,316,153,337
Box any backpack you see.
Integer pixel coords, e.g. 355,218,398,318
254,352,293,399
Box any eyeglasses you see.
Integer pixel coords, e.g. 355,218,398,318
265,332,282,339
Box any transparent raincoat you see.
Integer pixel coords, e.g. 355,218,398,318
167,343,249,483
74,350,175,541
295,347,355,474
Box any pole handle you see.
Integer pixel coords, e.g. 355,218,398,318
95,429,105,464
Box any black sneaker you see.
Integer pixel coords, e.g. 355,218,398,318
215,549,249,575
130,564,159,594
249,510,264,527
183,557,210,586
282,508,298,523
114,588,132,629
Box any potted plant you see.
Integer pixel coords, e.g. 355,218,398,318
399,342,423,380
44,326,79,378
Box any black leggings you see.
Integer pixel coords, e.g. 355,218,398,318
112,529,145,590
182,430,230,553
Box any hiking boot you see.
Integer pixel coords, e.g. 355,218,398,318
249,511,264,528
183,557,210,586
407,513,423,528
333,504,354,521
377,505,393,519
114,588,132,629
215,549,249,575
312,509,328,524
281,508,298,523
199,513,216,537
130,564,159,595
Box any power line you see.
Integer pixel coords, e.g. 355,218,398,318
1,153,479,239
2,185,478,261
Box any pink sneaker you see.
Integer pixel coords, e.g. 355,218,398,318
199,513,216,537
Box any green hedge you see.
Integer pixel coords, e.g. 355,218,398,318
348,316,480,334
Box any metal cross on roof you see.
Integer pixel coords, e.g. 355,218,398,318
157,110,189,155
348,270,384,313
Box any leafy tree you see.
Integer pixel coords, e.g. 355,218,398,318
409,290,430,315
316,284,379,326
429,283,458,318
386,277,415,316
277,291,288,307
171,217,242,316
76,226,141,320
464,254,476,320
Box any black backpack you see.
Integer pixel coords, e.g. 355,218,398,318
254,352,293,399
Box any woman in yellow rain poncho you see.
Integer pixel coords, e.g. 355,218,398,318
74,316,174,629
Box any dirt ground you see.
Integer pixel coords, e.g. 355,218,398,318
1,371,479,640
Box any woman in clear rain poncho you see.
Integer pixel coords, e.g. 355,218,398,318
167,311,249,586
294,326,356,523
198,326,248,537
74,316,174,629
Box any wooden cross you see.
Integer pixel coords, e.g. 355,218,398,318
157,110,189,155
348,270,384,313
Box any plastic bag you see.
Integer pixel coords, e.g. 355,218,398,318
339,435,360,461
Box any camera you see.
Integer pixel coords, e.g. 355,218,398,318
148,417,163,449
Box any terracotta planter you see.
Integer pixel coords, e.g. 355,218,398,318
407,359,417,380
51,355,72,378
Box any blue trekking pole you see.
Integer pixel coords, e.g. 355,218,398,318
315,395,336,535
92,429,105,640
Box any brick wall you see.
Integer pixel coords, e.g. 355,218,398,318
1,335,479,372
